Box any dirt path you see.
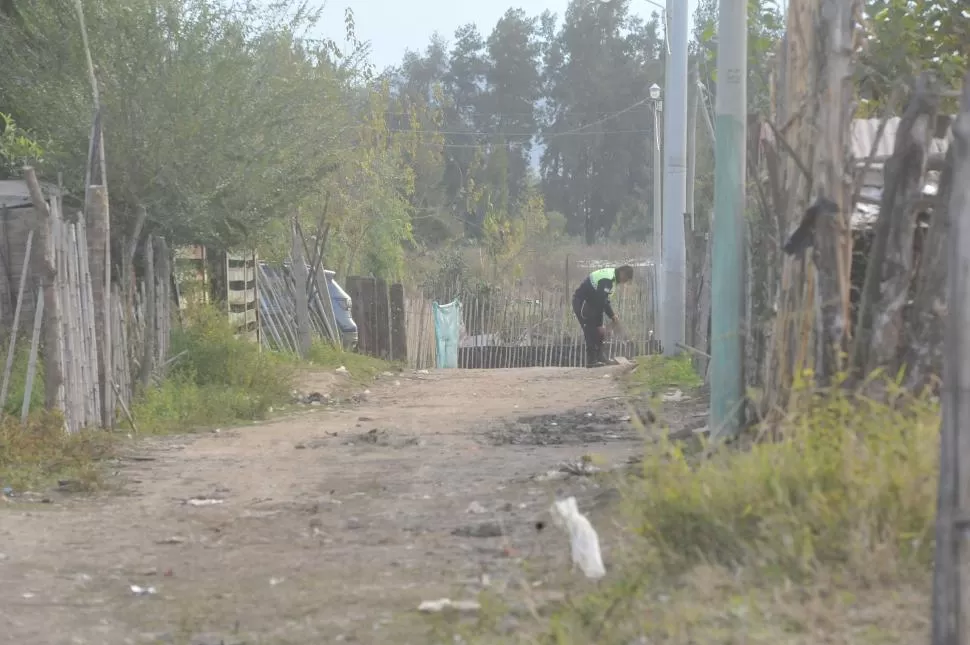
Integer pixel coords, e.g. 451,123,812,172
0,366,691,645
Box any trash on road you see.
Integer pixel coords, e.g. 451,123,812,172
466,501,488,514
559,458,602,476
662,389,689,402
418,598,481,613
184,497,225,507
335,365,348,374
550,496,606,579
130,584,157,596
533,469,568,482
156,536,186,545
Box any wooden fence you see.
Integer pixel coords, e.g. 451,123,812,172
392,275,662,370
0,176,173,432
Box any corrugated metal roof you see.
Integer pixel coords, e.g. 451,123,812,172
851,116,951,161
759,118,953,229
0,179,34,209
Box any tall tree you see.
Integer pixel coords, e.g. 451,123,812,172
483,9,543,214
0,0,356,248
541,0,662,244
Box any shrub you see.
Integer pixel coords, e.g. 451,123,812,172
631,384,938,581
132,305,294,433
0,336,46,417
442,364,939,645
0,410,112,491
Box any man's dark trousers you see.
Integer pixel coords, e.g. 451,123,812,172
572,292,604,366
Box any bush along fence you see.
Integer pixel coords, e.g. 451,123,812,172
0,171,174,432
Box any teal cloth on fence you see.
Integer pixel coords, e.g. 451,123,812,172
432,299,461,368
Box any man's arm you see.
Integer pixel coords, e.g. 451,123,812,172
595,278,616,320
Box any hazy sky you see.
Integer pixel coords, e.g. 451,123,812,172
311,0,699,72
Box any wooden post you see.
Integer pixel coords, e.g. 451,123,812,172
21,287,44,425
154,238,172,372
23,168,63,412
854,76,938,377
85,185,112,427
0,229,33,410
809,0,861,384
931,70,970,645
374,278,390,359
290,220,312,357
357,277,377,356
140,236,156,388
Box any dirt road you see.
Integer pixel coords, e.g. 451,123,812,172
0,366,687,645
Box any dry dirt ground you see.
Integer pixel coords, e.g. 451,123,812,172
0,366,705,645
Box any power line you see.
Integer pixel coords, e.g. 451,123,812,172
370,126,657,137
375,106,657,120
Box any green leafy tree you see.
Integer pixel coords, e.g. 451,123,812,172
862,0,968,113
540,0,662,244
0,0,357,248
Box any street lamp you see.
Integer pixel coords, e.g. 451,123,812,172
649,83,663,343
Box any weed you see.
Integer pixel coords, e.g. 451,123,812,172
0,336,46,417
0,411,113,491
130,306,294,434
305,340,393,388
129,307,390,434
628,354,702,394
440,376,939,645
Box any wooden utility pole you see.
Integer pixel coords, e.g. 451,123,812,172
931,70,970,645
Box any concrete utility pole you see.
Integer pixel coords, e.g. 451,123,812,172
660,0,688,356
709,0,747,438
650,83,663,340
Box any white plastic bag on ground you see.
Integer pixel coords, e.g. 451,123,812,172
550,496,606,579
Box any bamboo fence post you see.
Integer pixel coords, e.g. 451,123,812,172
0,229,33,410
140,236,156,387
21,287,44,425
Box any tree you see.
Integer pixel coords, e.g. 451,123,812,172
483,9,543,214
540,0,662,244
861,0,968,113
0,0,358,248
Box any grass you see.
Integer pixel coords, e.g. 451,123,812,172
305,340,396,388
0,305,389,493
627,354,702,393
0,411,113,492
426,358,939,644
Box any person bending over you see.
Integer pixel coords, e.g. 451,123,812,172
571,265,634,367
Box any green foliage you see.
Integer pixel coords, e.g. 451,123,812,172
863,0,967,113
305,340,391,387
627,354,703,393
0,336,46,417
692,0,784,114
441,381,939,644
0,410,112,491
0,0,359,248
131,306,294,433
0,113,45,176
632,387,937,578
540,0,663,244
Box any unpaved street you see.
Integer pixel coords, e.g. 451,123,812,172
0,366,689,645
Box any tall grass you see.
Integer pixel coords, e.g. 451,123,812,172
132,306,295,434
438,362,940,645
